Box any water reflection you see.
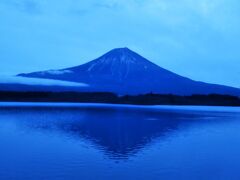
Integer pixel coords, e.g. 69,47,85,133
0,105,235,159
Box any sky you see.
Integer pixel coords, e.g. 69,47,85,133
0,0,239,88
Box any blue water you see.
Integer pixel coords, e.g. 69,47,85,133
0,103,240,180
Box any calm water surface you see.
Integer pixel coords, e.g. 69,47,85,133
0,103,240,180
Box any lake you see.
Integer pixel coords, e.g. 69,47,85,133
0,103,240,180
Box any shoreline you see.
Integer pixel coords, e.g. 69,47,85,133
0,102,240,112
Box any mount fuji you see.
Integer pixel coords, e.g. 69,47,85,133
17,48,240,96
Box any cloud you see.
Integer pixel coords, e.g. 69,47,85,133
22,0,41,14
0,76,88,87
0,0,41,14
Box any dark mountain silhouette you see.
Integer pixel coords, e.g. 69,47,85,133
18,48,240,95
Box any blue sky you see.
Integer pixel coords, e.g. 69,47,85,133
0,0,239,88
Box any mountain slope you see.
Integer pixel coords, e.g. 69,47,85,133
18,48,240,95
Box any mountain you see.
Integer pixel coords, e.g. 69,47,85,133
18,47,240,96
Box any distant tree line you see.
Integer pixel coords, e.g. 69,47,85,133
0,91,239,106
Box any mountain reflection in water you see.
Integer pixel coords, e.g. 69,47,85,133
0,105,235,160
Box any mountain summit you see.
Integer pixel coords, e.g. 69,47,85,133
18,48,240,95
